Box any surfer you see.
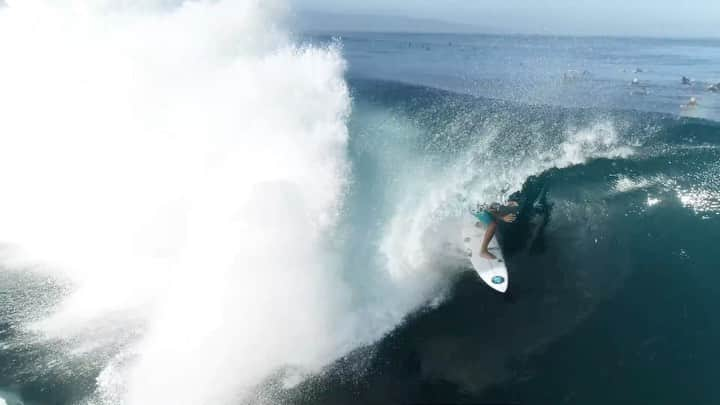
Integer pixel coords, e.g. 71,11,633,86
681,96,698,109
473,202,518,260
563,70,580,82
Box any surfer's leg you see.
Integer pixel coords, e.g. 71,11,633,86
480,221,497,259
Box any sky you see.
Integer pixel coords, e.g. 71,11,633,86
292,0,720,37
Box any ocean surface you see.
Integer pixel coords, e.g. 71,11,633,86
1,4,720,405
297,33,720,405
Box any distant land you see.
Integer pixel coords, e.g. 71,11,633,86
292,11,500,34
290,10,720,39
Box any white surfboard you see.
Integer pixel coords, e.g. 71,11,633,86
462,214,509,293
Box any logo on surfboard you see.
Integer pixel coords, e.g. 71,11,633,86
491,276,505,284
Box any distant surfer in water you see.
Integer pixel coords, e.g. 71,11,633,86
681,96,698,109
472,201,518,259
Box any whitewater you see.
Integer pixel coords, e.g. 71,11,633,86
0,1,488,403
0,1,369,404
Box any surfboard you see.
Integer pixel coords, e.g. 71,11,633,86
462,214,509,293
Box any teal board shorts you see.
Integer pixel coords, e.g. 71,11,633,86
473,210,494,226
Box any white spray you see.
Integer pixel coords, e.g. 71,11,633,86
0,1,380,403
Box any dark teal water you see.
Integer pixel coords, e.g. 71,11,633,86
286,33,720,404
285,76,720,404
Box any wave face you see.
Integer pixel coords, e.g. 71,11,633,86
348,79,637,282
282,79,720,404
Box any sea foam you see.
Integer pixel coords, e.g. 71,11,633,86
0,1,365,403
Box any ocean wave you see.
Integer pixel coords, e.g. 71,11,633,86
2,23,720,403
283,79,720,403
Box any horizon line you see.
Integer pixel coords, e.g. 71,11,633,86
300,29,720,42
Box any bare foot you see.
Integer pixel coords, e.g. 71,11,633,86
481,250,497,260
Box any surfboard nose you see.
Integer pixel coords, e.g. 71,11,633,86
491,281,508,293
